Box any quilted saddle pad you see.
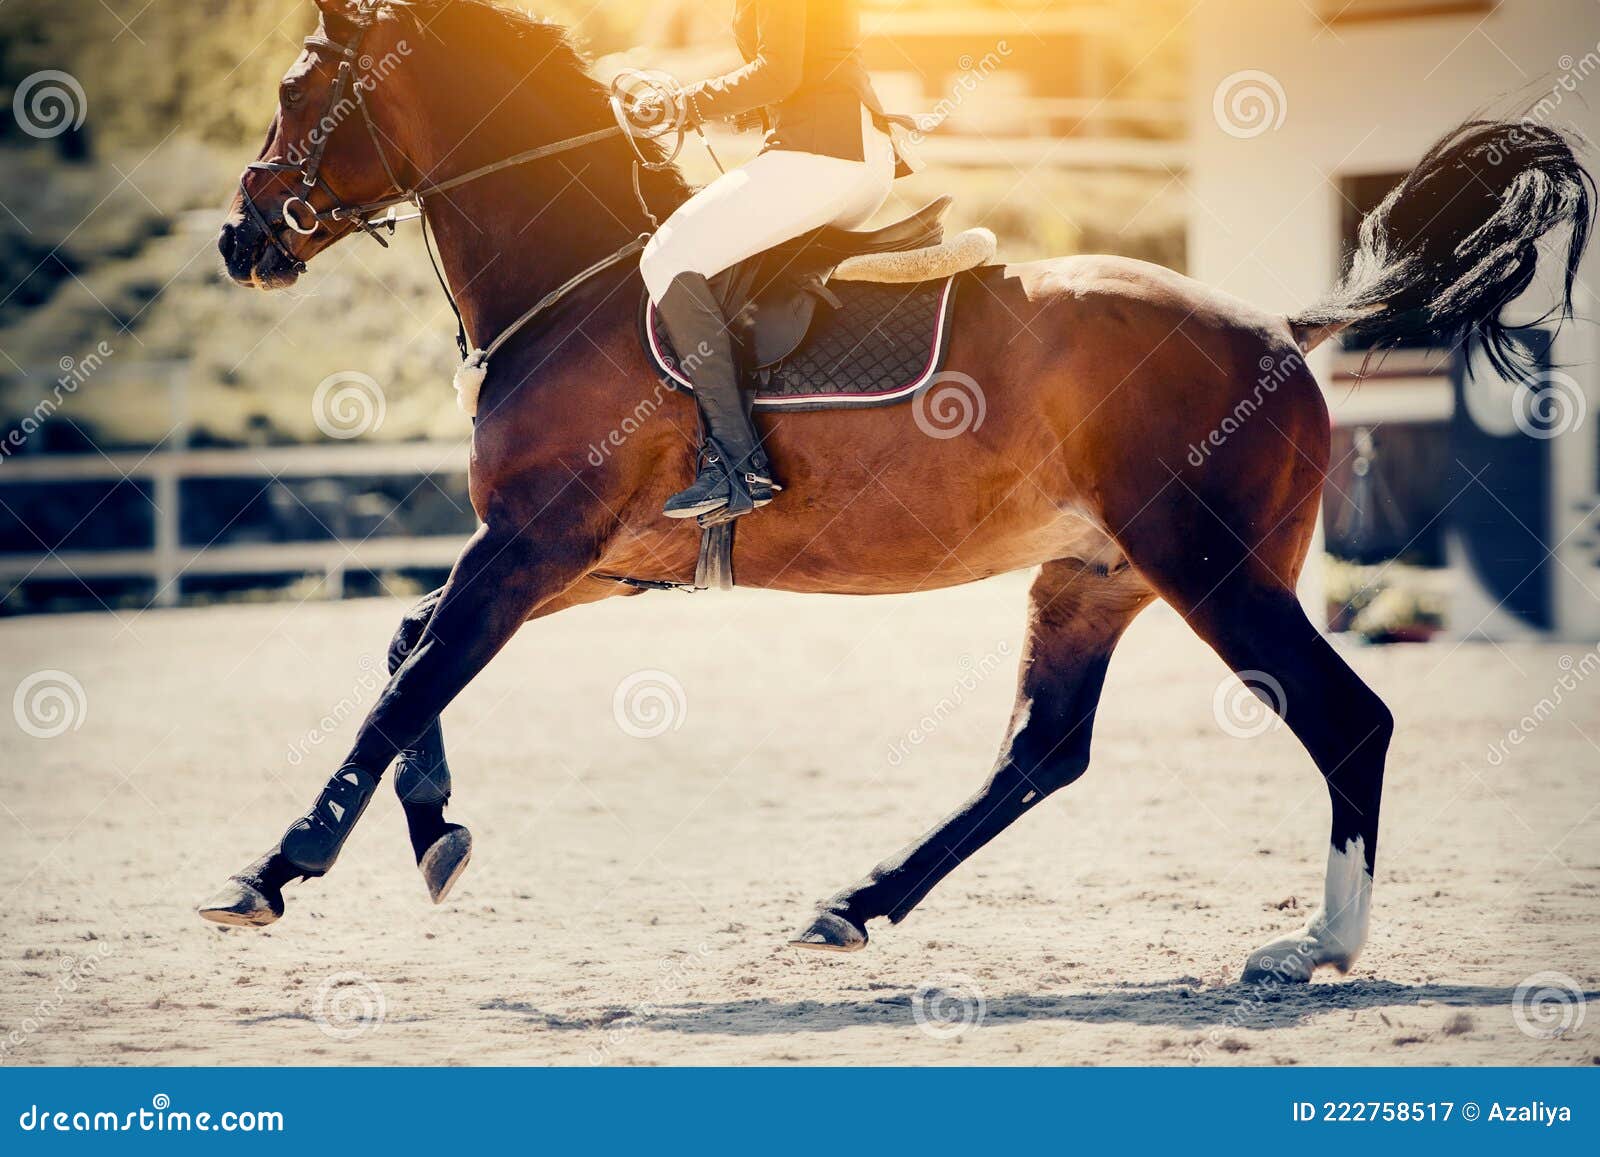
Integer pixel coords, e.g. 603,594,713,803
641,275,962,413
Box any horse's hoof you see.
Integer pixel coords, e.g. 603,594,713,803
419,825,472,904
1241,939,1317,984
789,911,868,953
197,878,283,928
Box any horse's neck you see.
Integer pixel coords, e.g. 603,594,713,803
422,167,654,351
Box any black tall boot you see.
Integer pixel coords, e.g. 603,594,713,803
657,272,778,522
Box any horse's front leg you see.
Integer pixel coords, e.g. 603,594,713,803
198,522,593,927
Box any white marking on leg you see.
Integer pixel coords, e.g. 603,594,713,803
1308,836,1371,971
1242,836,1372,982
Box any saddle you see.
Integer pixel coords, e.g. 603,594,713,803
641,196,995,411
628,198,995,597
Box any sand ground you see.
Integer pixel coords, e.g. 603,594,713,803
1,576,1596,1066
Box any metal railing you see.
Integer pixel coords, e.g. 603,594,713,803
0,441,472,605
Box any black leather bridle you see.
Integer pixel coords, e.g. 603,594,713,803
237,6,642,358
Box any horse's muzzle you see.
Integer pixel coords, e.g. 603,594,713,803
217,215,302,289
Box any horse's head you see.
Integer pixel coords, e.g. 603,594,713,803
219,0,419,289
220,0,687,295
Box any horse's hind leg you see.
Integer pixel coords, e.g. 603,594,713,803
1168,574,1391,982
1118,459,1392,982
385,588,472,903
793,559,1153,950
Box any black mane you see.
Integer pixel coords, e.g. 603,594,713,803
368,0,690,207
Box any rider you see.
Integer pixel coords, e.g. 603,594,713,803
636,0,912,524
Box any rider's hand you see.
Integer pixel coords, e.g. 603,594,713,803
628,92,668,131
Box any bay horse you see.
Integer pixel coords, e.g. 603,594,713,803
203,0,1592,985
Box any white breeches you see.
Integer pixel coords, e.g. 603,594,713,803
640,108,896,303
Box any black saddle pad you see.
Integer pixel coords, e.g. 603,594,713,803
641,275,962,412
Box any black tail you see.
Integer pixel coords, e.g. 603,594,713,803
1291,119,1594,374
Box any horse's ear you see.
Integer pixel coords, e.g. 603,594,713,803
312,0,350,16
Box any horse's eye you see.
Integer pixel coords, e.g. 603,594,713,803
281,84,304,109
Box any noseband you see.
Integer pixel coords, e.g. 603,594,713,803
237,20,399,275
237,12,627,286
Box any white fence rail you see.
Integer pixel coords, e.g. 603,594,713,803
0,442,472,605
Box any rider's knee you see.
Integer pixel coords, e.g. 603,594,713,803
639,238,689,304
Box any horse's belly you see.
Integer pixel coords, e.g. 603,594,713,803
739,505,1121,596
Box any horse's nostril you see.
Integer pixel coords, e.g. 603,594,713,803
219,218,264,277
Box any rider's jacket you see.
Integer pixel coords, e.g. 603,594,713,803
685,0,914,174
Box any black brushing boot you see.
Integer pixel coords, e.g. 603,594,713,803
656,272,779,522
197,765,377,927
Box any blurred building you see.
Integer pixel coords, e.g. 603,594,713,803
1190,0,1600,640
623,2,1186,170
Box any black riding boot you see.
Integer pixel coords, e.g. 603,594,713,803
657,272,778,522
